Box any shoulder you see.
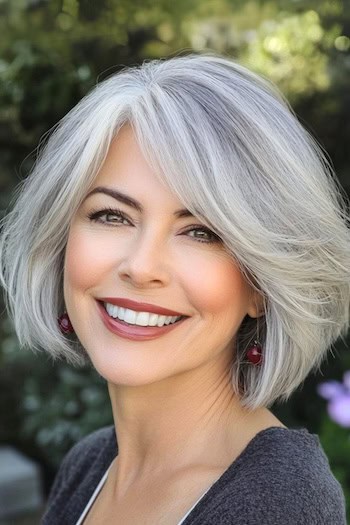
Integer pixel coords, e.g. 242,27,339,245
41,425,117,525
208,427,346,524
55,425,116,479
49,425,116,489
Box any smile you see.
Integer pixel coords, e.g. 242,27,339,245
97,301,188,341
104,302,183,327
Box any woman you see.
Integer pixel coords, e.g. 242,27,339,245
1,53,349,524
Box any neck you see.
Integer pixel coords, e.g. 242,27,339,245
107,358,279,493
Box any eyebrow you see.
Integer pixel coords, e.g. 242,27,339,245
84,186,195,218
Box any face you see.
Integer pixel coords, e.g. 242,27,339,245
64,125,261,387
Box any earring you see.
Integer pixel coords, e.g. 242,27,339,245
58,313,74,334
246,316,263,365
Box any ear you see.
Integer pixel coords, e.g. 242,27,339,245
246,289,266,319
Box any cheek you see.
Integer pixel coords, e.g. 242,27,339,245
64,228,117,293
183,251,250,316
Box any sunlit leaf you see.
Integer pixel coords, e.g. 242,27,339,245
62,0,79,19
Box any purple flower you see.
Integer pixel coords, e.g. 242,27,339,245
343,371,350,390
317,371,350,428
317,380,344,400
328,395,350,428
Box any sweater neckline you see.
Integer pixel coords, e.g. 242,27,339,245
177,426,314,523
105,426,313,524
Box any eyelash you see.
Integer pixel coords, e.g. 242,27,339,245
87,207,221,244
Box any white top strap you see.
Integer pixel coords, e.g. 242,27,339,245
75,462,216,525
75,465,111,525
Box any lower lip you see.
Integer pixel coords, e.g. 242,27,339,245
97,301,188,341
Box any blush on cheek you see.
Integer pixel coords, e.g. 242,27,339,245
64,229,117,290
186,253,250,317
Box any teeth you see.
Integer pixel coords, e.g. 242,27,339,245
105,303,115,317
112,305,119,318
118,307,126,321
104,303,182,327
156,315,167,327
124,309,137,324
135,312,151,326
148,313,159,326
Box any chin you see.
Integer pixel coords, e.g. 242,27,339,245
87,351,169,388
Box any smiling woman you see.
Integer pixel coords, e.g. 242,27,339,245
63,124,260,391
0,52,350,524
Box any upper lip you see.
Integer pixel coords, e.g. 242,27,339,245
99,297,187,317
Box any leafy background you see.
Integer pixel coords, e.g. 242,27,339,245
0,0,349,517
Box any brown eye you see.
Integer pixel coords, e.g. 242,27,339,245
88,208,132,226
185,226,221,244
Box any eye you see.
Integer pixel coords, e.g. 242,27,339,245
87,207,132,226
184,226,221,244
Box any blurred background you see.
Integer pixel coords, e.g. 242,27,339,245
0,0,349,523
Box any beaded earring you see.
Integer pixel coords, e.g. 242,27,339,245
246,316,263,365
58,312,74,334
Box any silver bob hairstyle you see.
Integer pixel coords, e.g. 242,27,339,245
1,52,350,409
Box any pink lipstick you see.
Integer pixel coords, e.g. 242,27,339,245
96,301,188,341
99,297,185,317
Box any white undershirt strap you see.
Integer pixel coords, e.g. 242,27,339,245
75,462,216,525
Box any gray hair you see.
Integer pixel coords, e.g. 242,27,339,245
1,52,350,409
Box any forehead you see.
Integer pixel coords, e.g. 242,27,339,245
94,126,169,188
88,125,192,217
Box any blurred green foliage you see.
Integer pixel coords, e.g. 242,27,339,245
0,0,349,508
318,417,350,518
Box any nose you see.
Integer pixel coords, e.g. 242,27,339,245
117,228,171,288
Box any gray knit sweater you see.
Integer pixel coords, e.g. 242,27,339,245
41,425,346,524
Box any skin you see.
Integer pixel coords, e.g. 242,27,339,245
64,125,284,520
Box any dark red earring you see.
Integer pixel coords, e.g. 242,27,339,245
246,341,263,365
246,317,263,365
58,313,74,334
